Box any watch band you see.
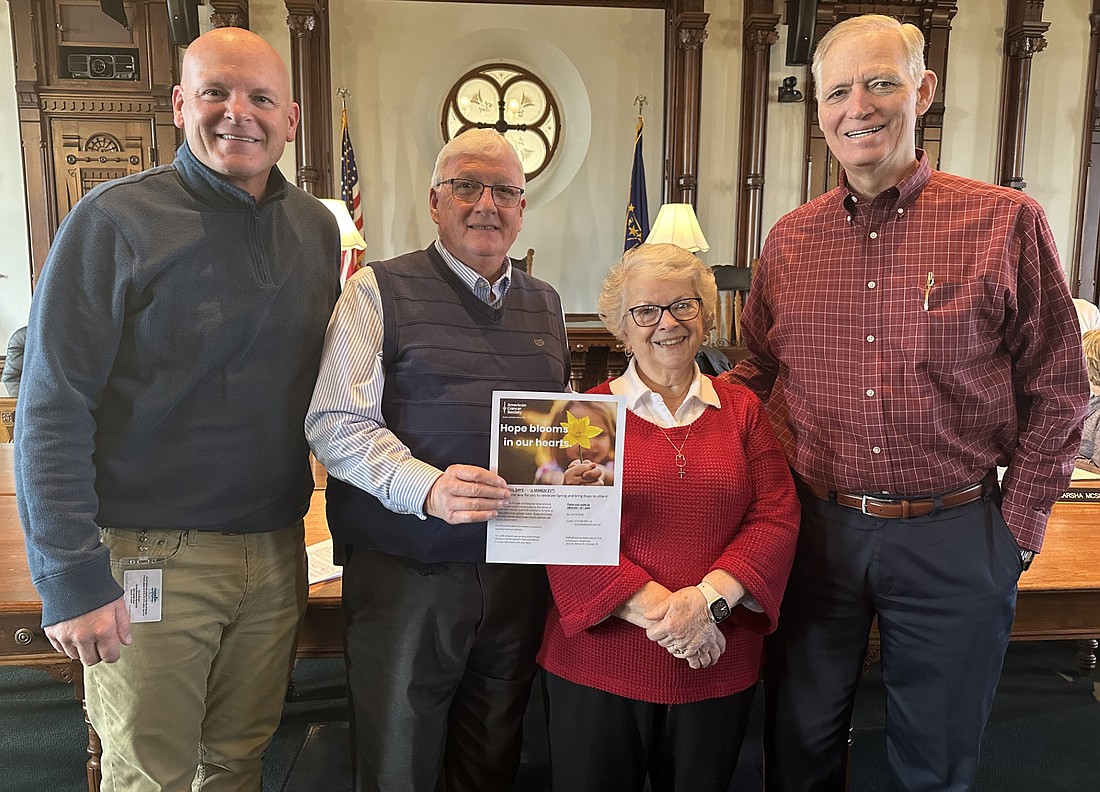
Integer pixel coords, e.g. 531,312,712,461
696,580,731,623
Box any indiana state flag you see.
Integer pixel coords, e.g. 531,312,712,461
624,117,650,251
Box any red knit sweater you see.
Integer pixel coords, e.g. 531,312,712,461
537,377,800,704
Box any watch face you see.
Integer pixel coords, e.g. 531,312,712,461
710,598,731,623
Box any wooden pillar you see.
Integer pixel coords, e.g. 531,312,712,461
914,2,957,170
735,0,779,268
285,0,332,197
1070,0,1100,301
208,0,249,29
998,0,1049,191
663,0,708,207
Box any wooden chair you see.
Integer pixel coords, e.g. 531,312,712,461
511,248,535,274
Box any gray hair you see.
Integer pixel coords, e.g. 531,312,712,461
812,14,926,100
597,243,718,342
430,129,525,189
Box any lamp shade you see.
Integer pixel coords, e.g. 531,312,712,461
644,203,710,253
319,198,367,250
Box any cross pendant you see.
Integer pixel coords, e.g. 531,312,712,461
677,468,685,479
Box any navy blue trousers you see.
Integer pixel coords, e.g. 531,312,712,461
763,486,1022,792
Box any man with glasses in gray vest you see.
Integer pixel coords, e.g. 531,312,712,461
307,128,570,792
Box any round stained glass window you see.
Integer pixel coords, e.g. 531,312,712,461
442,63,562,181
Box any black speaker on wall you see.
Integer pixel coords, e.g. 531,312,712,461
166,0,201,46
785,0,818,67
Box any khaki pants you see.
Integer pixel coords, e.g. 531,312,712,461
85,520,306,792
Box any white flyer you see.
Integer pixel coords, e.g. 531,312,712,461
487,391,626,565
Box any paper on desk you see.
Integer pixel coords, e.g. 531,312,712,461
307,539,342,584
1071,465,1100,481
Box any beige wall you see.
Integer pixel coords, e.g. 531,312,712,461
0,0,1094,341
326,0,665,313
0,8,33,348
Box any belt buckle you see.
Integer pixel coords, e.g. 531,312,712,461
860,494,874,516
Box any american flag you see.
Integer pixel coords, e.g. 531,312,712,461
340,107,363,285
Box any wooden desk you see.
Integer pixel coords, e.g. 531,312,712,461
1,441,13,495
1,440,1098,790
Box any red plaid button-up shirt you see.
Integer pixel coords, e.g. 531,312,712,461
728,153,1089,551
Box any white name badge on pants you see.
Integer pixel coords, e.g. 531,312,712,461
123,568,163,623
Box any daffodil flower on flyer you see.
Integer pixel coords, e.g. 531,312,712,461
559,410,604,462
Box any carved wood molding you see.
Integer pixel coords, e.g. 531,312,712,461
39,96,161,114
735,0,779,269
998,0,1049,190
209,0,250,29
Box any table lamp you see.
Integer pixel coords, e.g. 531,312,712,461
644,203,709,253
319,198,367,250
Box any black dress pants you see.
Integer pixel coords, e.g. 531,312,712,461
763,490,1021,792
341,545,548,792
544,671,756,792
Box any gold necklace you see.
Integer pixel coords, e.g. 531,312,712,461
658,423,693,480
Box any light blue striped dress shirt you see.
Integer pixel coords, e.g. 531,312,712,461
305,240,511,519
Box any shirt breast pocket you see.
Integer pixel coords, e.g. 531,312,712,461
899,279,998,366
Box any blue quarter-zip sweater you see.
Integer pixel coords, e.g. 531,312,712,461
15,141,340,626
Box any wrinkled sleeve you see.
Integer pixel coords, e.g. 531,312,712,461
305,269,442,518
708,393,800,634
15,203,129,626
999,202,1090,552
545,554,654,638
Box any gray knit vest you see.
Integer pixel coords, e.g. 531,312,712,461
326,245,570,562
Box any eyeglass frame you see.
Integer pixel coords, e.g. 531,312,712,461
627,297,703,328
434,178,525,208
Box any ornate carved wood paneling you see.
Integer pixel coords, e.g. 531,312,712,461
285,0,333,197
736,0,779,268
9,0,180,288
997,0,1049,190
1071,1,1100,302
52,119,150,217
803,1,957,201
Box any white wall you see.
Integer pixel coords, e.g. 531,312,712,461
328,0,664,313
0,9,33,349
1024,0,1091,272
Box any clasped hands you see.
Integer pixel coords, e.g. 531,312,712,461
643,586,725,670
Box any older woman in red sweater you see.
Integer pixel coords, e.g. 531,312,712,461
537,243,800,792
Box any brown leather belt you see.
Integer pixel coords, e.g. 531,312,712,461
806,479,988,519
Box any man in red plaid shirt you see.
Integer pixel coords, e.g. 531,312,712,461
727,14,1088,792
